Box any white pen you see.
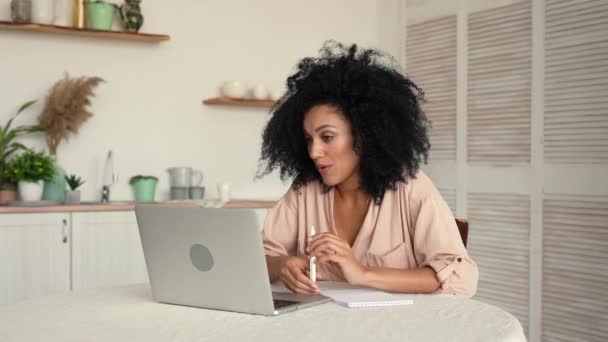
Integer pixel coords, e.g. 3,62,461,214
309,225,316,283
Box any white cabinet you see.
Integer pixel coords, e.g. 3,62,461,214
69,209,267,291
71,211,148,290
1,206,270,305
0,213,70,305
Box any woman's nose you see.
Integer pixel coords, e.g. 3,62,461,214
309,140,324,159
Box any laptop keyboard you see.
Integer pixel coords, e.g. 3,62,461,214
273,298,300,309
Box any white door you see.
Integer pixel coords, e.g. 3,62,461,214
0,213,71,305
404,1,608,341
71,211,148,290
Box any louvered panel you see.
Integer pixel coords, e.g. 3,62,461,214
545,43,608,67
544,0,608,164
407,15,457,161
437,188,456,214
544,155,608,163
545,106,608,117
468,5,530,28
469,44,530,59
546,65,608,82
543,194,608,342
545,114,607,125
545,0,599,13
467,1,531,165
470,74,531,89
468,192,530,336
407,19,455,39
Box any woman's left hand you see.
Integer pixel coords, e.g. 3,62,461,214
307,232,368,285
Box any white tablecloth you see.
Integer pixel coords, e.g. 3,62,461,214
0,284,526,342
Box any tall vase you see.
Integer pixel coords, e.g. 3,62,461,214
43,156,66,201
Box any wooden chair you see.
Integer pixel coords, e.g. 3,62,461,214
455,218,469,248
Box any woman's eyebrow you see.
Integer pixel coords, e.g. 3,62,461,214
315,124,337,133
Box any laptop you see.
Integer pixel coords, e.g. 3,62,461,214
135,205,330,316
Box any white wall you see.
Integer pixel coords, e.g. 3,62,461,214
1,0,383,201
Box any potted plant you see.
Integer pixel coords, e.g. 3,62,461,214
65,174,85,204
0,100,44,204
0,182,18,204
129,175,158,202
5,151,55,202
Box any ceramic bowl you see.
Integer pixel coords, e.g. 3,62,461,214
250,84,269,100
268,89,280,101
220,81,247,99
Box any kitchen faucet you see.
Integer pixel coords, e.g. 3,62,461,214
101,185,111,203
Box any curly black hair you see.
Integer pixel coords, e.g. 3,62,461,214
257,41,431,204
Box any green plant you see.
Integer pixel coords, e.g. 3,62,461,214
0,182,16,191
65,174,85,191
86,0,118,6
1,100,45,187
129,175,158,185
5,151,55,183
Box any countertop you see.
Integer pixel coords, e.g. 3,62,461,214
0,199,277,214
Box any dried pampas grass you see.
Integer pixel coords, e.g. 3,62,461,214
38,73,104,155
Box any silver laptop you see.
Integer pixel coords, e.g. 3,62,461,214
135,205,329,316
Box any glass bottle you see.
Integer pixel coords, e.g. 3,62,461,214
72,0,85,28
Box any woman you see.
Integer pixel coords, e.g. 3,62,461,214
257,41,478,298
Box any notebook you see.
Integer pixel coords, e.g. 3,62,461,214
320,288,414,308
270,281,414,308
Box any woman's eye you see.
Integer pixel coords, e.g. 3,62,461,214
322,136,334,143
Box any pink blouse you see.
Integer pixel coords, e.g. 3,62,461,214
262,170,478,297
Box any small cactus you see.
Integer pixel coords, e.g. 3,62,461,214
65,174,85,191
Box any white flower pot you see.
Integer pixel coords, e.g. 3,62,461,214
18,180,44,202
64,190,81,205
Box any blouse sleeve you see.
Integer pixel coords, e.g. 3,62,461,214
409,194,479,298
261,187,300,257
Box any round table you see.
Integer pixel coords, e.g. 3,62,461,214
0,284,525,342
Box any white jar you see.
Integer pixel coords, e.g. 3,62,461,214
31,0,56,24
217,182,231,203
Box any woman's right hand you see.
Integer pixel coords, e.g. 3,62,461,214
279,256,320,295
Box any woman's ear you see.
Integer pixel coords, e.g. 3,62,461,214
352,134,363,155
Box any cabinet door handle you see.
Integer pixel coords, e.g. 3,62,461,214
62,219,68,243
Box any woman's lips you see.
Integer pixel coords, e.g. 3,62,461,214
318,165,332,174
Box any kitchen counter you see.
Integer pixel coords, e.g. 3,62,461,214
0,200,277,214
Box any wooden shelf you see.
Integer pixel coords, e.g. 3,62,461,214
0,20,169,42
0,199,277,214
203,97,276,108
